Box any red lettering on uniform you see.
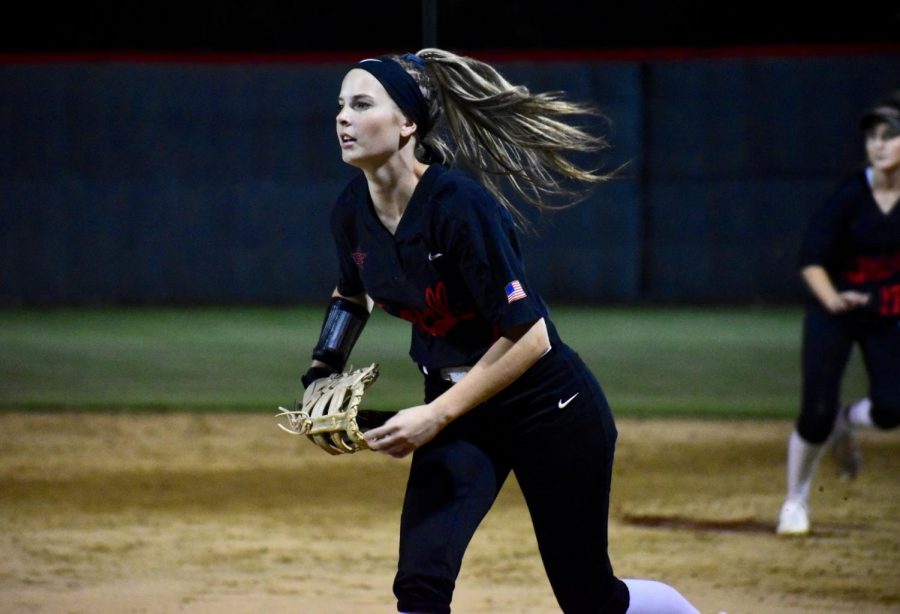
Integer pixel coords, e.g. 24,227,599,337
879,284,900,316
844,253,900,284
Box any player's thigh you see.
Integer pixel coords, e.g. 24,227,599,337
397,432,509,575
511,385,616,544
798,307,856,441
801,306,854,378
860,318,900,428
509,387,626,612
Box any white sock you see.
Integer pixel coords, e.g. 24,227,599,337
785,430,825,503
847,398,873,428
624,578,700,614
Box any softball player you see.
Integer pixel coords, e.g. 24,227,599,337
777,93,900,536
301,49,699,613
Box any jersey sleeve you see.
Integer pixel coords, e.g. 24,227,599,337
797,177,857,270
331,191,365,298
434,177,546,333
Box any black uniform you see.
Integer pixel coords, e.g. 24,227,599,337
331,164,630,614
796,170,900,443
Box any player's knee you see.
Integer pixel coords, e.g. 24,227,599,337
394,573,453,614
796,416,832,445
871,397,900,430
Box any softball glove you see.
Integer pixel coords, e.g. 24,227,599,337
276,363,391,455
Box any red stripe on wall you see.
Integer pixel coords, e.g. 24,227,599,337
0,43,898,65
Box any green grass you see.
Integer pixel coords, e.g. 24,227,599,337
0,306,867,417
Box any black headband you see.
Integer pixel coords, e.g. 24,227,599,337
357,54,432,137
860,103,900,132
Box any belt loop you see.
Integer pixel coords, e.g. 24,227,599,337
440,366,471,383
420,364,471,383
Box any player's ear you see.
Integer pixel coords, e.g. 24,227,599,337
399,115,418,138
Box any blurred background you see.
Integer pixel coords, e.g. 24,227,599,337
2,1,898,307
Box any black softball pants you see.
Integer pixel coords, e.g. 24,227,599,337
393,345,629,614
797,305,900,444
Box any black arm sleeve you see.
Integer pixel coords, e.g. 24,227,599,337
310,297,370,373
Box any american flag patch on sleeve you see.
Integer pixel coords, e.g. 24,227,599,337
505,280,527,303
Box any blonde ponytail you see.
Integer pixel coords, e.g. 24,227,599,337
396,48,615,229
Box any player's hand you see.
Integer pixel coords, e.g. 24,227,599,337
364,404,447,458
825,291,870,314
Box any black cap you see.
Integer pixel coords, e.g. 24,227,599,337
860,94,900,132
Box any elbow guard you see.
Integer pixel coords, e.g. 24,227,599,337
311,297,370,373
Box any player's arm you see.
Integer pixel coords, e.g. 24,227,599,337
801,265,869,314
302,287,372,388
432,316,550,417
365,317,550,457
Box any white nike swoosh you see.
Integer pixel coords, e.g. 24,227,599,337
558,393,579,409
427,252,443,261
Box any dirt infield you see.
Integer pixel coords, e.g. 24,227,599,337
0,413,897,613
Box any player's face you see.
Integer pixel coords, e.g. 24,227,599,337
865,121,900,173
336,69,409,169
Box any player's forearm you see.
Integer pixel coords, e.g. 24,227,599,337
303,288,373,386
801,265,869,313
801,265,840,309
428,318,551,424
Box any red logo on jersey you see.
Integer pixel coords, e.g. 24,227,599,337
351,245,368,269
843,253,900,284
383,281,477,337
878,283,900,316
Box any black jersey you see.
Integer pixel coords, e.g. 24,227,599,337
799,170,900,316
331,164,560,370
